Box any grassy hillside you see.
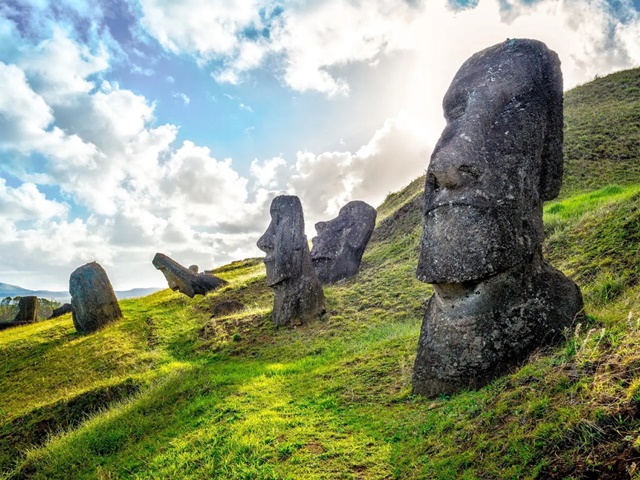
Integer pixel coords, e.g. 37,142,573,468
1,69,639,479
562,67,640,195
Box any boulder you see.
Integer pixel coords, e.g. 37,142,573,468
69,262,122,334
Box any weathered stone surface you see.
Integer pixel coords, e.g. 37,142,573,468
49,303,72,319
14,296,38,323
413,39,583,397
257,195,325,327
152,253,227,298
189,265,199,273
311,201,376,283
70,262,122,334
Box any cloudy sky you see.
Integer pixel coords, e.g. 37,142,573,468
1,0,640,291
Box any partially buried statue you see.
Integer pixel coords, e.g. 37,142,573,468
311,200,377,284
257,195,325,327
69,262,122,334
413,39,583,397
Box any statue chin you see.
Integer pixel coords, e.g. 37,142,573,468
417,204,528,284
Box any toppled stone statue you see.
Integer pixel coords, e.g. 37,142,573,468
152,253,227,298
413,39,583,397
257,195,325,327
49,303,72,319
14,296,38,323
70,262,122,334
311,201,377,283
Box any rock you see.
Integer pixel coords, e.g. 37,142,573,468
152,253,227,297
49,303,72,319
212,300,245,317
14,296,38,323
311,200,377,283
189,265,199,273
413,39,583,397
69,262,122,334
257,195,325,327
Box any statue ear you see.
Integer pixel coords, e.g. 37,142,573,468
539,51,564,201
346,222,373,252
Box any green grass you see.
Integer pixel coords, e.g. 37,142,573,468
562,67,640,195
1,68,640,479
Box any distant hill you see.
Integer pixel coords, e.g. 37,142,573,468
0,282,30,295
0,282,161,303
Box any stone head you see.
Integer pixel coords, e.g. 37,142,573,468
257,195,306,287
311,201,376,282
417,39,563,284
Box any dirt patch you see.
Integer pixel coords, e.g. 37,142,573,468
198,314,271,354
305,442,325,454
539,400,640,479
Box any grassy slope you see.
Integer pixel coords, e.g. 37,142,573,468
1,70,640,479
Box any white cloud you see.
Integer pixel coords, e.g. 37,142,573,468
139,0,265,59
173,91,190,105
250,156,287,189
0,179,68,223
18,26,109,105
138,0,640,99
289,113,430,219
0,62,54,151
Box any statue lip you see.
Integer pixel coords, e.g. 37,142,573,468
311,255,333,261
425,199,491,215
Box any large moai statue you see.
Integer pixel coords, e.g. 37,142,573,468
311,201,377,284
257,195,325,327
413,39,583,397
69,262,122,334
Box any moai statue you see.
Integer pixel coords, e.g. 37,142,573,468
257,195,325,327
413,39,583,397
14,296,38,323
69,262,122,334
153,253,226,297
311,201,377,284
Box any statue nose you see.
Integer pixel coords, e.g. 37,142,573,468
315,221,328,233
428,151,481,190
257,229,274,252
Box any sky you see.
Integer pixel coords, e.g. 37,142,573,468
1,0,640,291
